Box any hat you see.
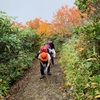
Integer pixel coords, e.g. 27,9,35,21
40,52,48,61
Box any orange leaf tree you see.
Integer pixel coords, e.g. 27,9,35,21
52,5,87,35
37,21,55,35
26,18,42,30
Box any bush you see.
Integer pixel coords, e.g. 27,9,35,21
60,34,100,100
0,12,40,97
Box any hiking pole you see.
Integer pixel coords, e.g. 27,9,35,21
44,66,49,85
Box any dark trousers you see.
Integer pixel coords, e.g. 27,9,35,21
51,56,54,65
40,61,50,76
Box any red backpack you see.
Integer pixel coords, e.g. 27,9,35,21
39,46,48,53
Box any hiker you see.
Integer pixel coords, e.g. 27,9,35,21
47,41,56,65
38,46,52,79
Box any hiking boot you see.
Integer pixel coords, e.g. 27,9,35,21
40,75,45,79
47,73,52,75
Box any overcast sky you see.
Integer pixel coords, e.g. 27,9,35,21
0,0,75,23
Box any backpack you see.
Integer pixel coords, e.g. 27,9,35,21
39,46,48,53
48,42,55,49
45,44,50,49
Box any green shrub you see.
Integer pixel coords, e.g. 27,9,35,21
0,12,40,97
60,34,100,100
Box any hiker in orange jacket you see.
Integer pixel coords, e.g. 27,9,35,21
38,51,52,79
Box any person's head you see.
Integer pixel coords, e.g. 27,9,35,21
48,40,52,44
40,52,48,61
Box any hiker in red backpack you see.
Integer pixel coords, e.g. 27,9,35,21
47,40,56,66
38,46,52,79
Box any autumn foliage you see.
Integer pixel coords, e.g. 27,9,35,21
12,5,87,36
52,5,87,35
37,22,55,35
26,18,42,30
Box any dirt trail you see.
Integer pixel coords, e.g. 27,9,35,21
6,57,73,100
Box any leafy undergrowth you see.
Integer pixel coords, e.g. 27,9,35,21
60,35,100,100
0,52,36,99
0,12,41,99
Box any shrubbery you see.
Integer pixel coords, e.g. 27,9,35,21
60,0,100,98
0,12,40,98
60,22,100,99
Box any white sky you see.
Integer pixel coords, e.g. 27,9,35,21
0,0,75,23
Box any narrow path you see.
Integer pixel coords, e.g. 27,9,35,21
6,57,72,100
